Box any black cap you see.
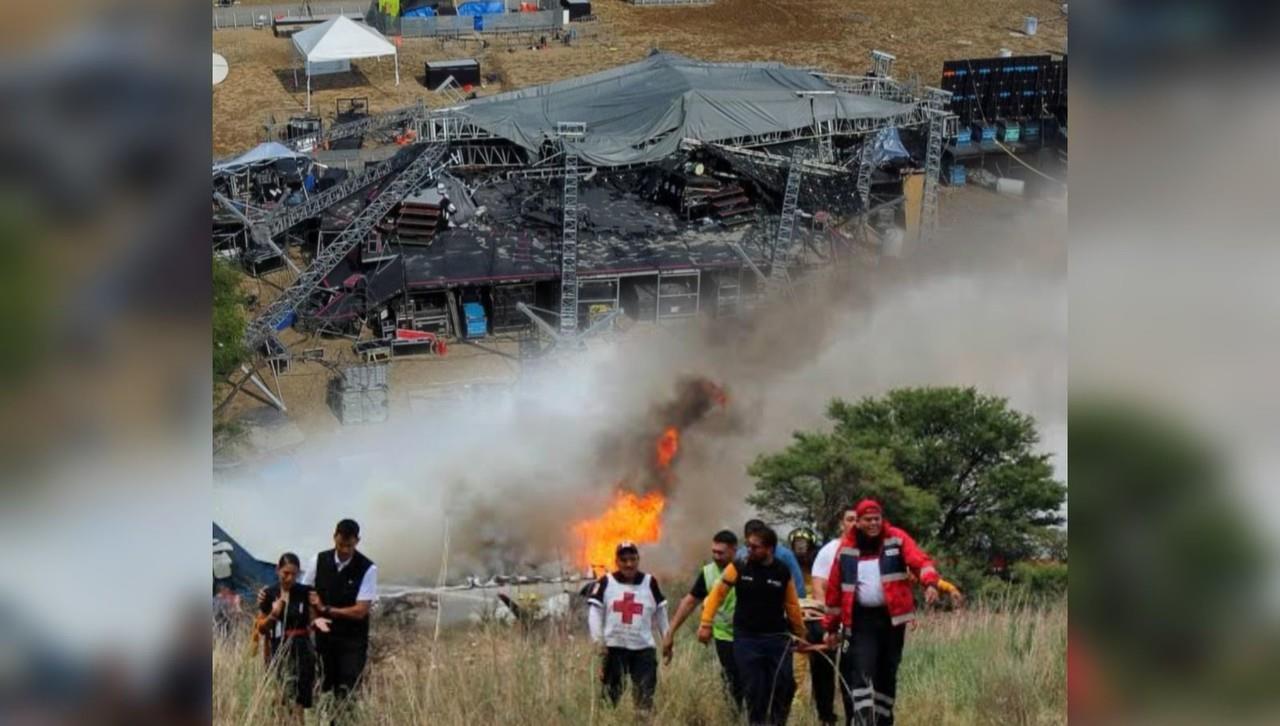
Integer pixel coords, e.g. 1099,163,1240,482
616,541,639,557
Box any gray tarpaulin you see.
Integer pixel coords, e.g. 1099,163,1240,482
212,142,309,173
867,126,911,166
456,52,915,167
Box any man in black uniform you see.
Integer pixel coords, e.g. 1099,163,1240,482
301,519,377,718
698,526,809,726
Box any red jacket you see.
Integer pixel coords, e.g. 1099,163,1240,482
822,521,940,631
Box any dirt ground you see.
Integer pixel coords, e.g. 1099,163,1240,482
213,0,1067,155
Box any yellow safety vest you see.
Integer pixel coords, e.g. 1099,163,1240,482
703,561,736,641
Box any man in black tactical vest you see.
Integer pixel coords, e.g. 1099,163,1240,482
300,519,378,719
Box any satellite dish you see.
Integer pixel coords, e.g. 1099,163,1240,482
213,53,229,87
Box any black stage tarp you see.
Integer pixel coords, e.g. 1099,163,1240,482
400,226,756,289
313,170,774,291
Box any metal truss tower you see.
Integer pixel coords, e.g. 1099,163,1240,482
767,149,805,294
856,139,874,212
921,87,957,241
556,122,586,335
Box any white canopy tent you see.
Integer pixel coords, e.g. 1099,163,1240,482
291,16,399,111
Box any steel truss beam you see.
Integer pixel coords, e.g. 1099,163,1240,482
705,107,931,152
213,192,299,274
245,143,451,350
416,114,499,143
504,160,650,179
699,141,847,177
255,151,413,239
450,144,528,168
808,73,917,104
285,102,426,152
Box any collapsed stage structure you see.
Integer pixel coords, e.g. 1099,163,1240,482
213,51,957,373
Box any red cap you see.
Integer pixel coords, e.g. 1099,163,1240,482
854,499,882,517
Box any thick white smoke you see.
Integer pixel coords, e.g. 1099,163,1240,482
214,195,1066,584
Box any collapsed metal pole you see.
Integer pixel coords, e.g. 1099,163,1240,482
213,192,301,275
240,363,288,412
515,302,619,351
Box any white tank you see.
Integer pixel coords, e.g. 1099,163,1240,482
996,178,1026,196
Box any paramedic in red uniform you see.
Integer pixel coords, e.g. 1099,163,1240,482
822,500,941,726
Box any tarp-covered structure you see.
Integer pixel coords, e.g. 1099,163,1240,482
457,1,504,15
291,16,399,111
213,142,309,174
455,52,917,167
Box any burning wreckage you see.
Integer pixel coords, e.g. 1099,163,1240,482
213,378,732,627
213,52,957,357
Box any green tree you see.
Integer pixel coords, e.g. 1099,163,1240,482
212,256,247,378
748,387,1065,566
747,436,938,539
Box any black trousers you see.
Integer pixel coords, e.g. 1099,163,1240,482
601,647,658,710
714,637,746,709
839,607,905,726
268,636,317,709
733,633,795,726
806,621,839,724
316,635,368,706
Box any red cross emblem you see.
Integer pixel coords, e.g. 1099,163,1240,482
611,591,645,624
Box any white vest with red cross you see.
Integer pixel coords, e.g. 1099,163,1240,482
601,573,659,650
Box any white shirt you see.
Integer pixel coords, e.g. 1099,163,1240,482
856,558,885,607
300,552,378,602
811,539,840,580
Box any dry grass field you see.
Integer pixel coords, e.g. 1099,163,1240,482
212,0,1067,155
213,600,1067,725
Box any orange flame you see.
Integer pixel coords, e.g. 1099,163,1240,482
656,427,680,469
572,427,683,573
573,490,666,574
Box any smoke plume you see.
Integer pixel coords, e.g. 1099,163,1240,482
214,196,1066,584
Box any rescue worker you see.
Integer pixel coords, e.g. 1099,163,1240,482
699,525,810,726
301,519,378,720
739,519,808,598
810,507,961,726
256,552,330,722
586,542,670,713
787,526,829,722
809,506,862,725
822,500,942,726
661,529,743,709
